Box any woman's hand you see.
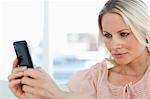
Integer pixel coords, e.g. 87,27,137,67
8,58,27,99
21,67,65,99
8,59,41,99
8,59,94,99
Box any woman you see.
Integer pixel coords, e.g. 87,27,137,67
8,0,150,99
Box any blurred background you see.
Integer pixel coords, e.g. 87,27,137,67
0,0,150,98
0,0,108,85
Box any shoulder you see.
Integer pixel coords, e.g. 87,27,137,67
89,60,108,78
69,59,108,82
67,59,109,96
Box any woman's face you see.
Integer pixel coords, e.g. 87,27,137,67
101,13,147,65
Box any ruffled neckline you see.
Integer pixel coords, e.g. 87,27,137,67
105,64,150,89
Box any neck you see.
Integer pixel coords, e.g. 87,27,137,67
122,49,150,76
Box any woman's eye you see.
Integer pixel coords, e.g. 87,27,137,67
103,33,112,38
120,32,129,37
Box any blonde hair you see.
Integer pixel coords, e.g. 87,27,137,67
98,0,150,64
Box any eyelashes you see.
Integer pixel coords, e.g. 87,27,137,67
120,32,130,37
103,32,130,39
103,32,112,38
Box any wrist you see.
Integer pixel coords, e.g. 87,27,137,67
53,90,68,99
60,92,70,99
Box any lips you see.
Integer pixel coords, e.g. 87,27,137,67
112,52,127,59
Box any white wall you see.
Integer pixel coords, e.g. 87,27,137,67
49,0,106,53
0,0,44,80
0,0,45,98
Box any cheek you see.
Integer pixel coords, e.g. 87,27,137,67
126,38,146,55
131,43,145,54
104,40,111,51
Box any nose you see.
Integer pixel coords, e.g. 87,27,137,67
110,37,122,50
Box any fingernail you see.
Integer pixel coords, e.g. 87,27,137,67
17,79,21,82
22,66,27,69
19,72,23,75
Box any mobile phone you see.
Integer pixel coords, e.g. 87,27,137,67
13,40,34,68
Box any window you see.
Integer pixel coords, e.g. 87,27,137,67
0,0,45,80
49,0,107,84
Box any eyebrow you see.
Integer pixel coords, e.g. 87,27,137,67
103,28,129,34
117,28,129,33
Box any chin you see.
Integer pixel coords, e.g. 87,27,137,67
114,59,130,65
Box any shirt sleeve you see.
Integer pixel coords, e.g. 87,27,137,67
67,61,106,98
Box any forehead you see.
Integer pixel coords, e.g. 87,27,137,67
101,13,128,32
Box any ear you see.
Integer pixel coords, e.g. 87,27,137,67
145,35,150,55
146,38,148,43
146,35,150,43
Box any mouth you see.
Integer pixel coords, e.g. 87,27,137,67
112,52,128,59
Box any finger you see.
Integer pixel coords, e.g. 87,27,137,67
22,85,36,95
23,68,43,79
8,72,24,81
12,58,19,69
21,77,37,87
11,66,27,74
9,79,21,90
22,85,51,98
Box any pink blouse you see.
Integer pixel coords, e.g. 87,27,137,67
68,59,150,99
